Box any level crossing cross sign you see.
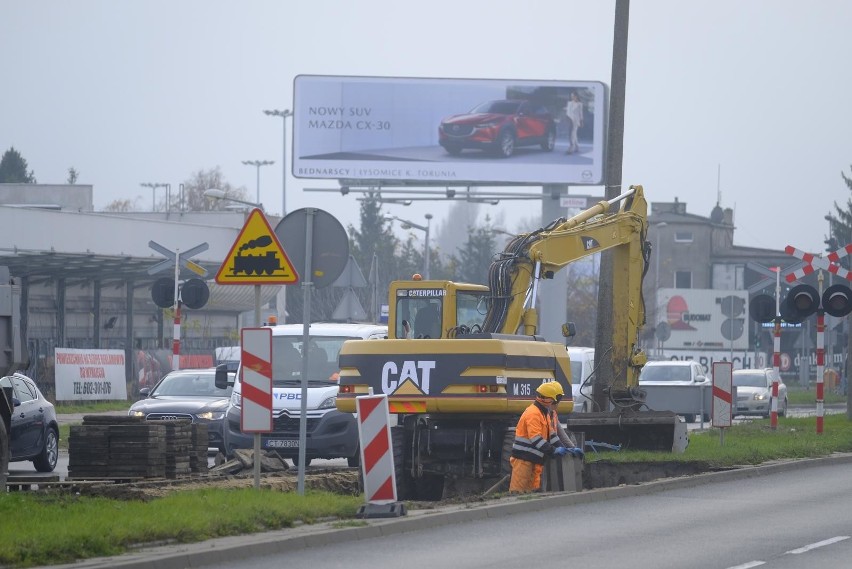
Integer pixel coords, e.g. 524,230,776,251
784,244,852,282
215,208,299,285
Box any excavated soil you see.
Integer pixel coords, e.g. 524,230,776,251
69,460,726,502
75,469,362,501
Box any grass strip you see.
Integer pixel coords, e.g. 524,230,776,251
0,489,361,568
590,413,852,465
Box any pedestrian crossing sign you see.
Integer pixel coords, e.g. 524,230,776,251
215,208,299,285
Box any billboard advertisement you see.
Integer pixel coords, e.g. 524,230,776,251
654,289,749,351
293,75,607,185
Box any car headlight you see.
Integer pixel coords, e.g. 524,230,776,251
231,391,242,408
475,121,501,128
128,410,145,418
196,411,226,421
318,395,337,410
754,392,768,401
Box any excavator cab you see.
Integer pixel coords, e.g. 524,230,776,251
390,278,490,339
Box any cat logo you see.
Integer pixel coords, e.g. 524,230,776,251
581,236,600,251
381,360,436,395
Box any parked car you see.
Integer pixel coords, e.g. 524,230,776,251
0,372,59,472
217,322,388,467
732,368,787,418
438,99,556,158
639,360,711,422
566,347,595,413
128,367,233,453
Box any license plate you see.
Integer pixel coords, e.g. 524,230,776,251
265,439,299,449
507,379,543,399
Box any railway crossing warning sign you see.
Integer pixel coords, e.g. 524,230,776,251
215,208,299,285
240,327,273,433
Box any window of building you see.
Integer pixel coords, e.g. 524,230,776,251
674,231,694,243
675,271,692,289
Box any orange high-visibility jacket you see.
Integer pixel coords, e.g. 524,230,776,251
511,400,561,465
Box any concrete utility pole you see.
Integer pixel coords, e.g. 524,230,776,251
592,0,630,411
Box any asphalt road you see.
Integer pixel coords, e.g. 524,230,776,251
49,453,852,569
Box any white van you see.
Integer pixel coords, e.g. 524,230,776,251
217,322,387,466
566,346,595,413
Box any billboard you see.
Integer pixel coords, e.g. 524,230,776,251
293,75,607,186
654,289,749,350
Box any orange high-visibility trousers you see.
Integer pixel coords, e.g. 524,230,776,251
509,456,543,493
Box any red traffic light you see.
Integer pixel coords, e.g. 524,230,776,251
822,284,852,317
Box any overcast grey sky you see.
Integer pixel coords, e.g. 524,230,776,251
2,1,851,255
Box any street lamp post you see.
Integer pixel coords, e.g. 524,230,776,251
203,188,264,212
140,182,168,212
241,160,275,206
389,213,433,279
263,109,293,217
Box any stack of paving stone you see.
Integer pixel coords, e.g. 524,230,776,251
69,416,166,479
189,423,209,474
162,421,192,479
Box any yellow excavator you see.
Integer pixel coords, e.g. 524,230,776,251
337,185,684,500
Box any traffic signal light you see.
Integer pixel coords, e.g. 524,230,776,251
822,284,852,317
749,294,775,323
181,278,210,310
151,277,175,309
150,277,210,310
784,284,820,321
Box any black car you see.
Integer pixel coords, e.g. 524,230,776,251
128,367,233,453
0,373,59,472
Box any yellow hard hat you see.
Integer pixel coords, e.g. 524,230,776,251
536,381,564,400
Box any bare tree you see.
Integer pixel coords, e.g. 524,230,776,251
102,198,137,212
172,167,249,211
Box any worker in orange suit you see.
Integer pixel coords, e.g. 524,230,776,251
509,381,572,493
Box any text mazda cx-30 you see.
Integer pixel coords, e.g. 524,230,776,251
438,99,556,158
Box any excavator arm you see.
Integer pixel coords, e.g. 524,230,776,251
482,185,650,394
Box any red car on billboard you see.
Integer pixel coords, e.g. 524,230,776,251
438,99,556,158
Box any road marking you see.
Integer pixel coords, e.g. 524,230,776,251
726,561,765,569
786,535,850,554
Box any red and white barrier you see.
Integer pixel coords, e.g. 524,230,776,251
240,328,273,433
355,393,398,504
712,362,733,429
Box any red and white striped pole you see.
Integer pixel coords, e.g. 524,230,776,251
771,267,781,430
816,309,825,434
815,271,826,434
172,249,181,371
172,302,181,371
770,317,780,430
